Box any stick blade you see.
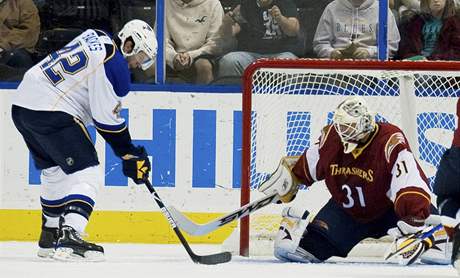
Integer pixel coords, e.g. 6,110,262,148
192,251,232,265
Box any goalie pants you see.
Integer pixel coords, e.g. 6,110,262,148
298,199,399,261
433,146,460,221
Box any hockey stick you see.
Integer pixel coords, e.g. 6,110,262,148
143,179,232,264
384,223,443,261
168,192,280,236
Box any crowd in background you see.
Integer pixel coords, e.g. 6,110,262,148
0,0,459,84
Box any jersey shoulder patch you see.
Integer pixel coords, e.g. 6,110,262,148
318,124,334,149
384,132,406,163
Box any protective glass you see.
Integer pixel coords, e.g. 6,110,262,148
134,51,154,70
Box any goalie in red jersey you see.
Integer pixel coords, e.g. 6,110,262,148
259,96,446,265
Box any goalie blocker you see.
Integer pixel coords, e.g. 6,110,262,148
259,96,448,264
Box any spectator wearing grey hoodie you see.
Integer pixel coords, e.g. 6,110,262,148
165,0,224,84
313,0,400,60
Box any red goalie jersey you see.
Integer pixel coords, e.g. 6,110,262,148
292,122,432,223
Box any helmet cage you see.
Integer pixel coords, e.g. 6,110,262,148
333,97,375,153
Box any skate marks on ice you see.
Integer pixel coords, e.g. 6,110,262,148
0,242,456,278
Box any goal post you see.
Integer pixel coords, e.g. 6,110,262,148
236,59,460,257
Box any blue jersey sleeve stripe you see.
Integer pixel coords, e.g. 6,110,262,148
93,118,127,133
103,44,130,97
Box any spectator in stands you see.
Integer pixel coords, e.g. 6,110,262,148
0,0,40,80
390,0,420,24
397,0,460,60
313,0,400,60
216,0,300,82
38,0,114,33
165,0,224,84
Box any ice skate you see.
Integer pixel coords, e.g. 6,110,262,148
53,225,104,262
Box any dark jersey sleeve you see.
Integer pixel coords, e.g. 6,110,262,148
275,0,298,18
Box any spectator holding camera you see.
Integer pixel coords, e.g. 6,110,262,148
390,0,421,24
313,0,400,60
397,0,460,61
216,0,300,81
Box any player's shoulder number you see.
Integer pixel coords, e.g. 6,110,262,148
39,42,89,85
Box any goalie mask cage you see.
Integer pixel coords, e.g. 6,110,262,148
231,59,460,257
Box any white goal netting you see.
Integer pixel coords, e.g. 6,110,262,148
223,59,460,257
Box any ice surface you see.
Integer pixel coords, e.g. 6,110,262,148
0,242,457,278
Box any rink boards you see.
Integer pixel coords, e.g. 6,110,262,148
0,89,457,243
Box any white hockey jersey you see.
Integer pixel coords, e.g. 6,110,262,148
12,29,131,132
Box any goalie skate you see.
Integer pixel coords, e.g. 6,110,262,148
53,226,104,262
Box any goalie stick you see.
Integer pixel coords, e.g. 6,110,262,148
143,179,232,264
168,192,280,236
384,223,443,261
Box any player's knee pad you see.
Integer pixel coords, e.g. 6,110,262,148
67,165,102,198
274,207,320,263
41,166,69,199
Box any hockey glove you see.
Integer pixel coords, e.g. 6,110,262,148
386,220,434,265
259,156,300,203
122,146,151,184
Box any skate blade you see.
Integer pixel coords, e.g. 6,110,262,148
37,247,55,259
454,259,460,274
53,248,105,262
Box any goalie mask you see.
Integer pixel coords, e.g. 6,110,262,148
332,96,375,153
118,19,157,70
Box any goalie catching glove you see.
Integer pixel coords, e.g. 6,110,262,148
122,146,151,184
259,156,300,203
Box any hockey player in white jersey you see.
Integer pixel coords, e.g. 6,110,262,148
11,19,157,261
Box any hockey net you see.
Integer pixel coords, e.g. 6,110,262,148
222,59,460,257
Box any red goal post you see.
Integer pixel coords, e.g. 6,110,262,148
239,59,460,257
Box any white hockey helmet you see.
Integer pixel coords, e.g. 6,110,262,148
332,96,376,153
118,19,157,70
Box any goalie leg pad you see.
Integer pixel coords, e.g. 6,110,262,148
420,227,451,265
274,207,320,263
